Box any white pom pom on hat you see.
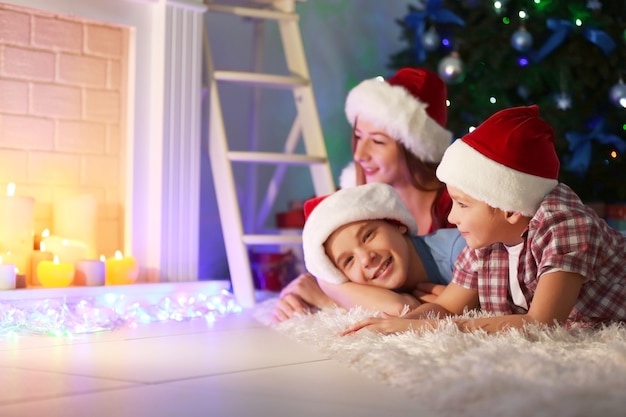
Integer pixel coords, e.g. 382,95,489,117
302,183,417,285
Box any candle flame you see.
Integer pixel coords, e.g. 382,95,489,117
100,254,106,262
115,250,123,260
42,229,50,238
62,239,68,246
6,182,15,197
40,241,47,252
53,255,60,264
0,255,3,264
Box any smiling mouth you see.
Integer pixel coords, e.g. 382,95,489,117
372,257,392,279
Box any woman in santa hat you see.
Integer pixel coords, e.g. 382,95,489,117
340,66,454,235
271,67,457,323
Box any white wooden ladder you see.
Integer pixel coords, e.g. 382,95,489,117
203,0,335,308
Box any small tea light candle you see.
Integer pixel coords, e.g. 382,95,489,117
30,241,54,286
37,255,75,288
0,256,16,290
75,256,106,286
106,250,138,285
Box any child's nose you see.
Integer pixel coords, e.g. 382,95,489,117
357,249,376,268
447,205,458,225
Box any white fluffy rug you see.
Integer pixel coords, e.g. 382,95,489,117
254,297,626,417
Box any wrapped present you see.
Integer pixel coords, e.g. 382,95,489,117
249,250,297,292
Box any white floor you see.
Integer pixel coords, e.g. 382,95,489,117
0,284,429,417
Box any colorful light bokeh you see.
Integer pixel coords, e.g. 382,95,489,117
0,289,241,337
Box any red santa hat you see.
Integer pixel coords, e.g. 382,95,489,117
436,105,560,217
302,183,417,285
340,67,452,188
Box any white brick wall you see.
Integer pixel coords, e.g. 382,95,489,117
0,3,129,259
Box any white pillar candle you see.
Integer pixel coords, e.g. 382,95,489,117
41,235,88,265
74,259,105,286
0,261,16,290
53,194,98,259
0,184,34,277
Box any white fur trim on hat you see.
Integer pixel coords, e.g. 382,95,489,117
345,78,452,163
338,161,357,189
436,140,558,217
303,183,417,285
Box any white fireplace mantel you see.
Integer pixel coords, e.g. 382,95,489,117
5,0,207,283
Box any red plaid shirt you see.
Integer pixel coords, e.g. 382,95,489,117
453,184,626,322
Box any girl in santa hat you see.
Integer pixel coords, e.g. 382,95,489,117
270,182,465,324
342,105,626,335
341,66,454,235
271,68,457,322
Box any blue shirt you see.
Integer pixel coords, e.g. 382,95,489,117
412,228,466,285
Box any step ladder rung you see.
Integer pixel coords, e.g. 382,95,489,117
228,151,327,165
243,234,302,245
214,70,308,89
205,1,336,308
205,4,298,21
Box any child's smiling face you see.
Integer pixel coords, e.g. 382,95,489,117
446,185,520,248
323,219,411,289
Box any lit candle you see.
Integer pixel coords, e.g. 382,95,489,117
30,240,54,287
75,255,106,286
106,250,138,285
41,233,88,265
0,255,17,290
0,183,34,278
53,194,98,259
37,255,75,288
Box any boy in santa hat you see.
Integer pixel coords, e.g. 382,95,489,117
269,182,466,324
342,105,626,336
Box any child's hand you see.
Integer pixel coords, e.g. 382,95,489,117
270,293,311,323
412,283,446,303
280,273,335,308
339,316,421,336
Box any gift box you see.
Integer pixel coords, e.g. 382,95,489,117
249,250,297,292
275,209,305,229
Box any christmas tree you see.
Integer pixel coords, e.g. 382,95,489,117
389,0,626,204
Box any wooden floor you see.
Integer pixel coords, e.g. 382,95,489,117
0,282,428,417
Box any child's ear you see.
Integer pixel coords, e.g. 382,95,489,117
504,211,525,225
397,224,408,234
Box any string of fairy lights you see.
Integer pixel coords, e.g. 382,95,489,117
0,289,241,338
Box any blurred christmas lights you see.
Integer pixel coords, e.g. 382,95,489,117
0,289,241,337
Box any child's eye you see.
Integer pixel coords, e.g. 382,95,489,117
342,256,354,268
363,229,374,242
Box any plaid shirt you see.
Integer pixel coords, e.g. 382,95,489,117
453,183,626,322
